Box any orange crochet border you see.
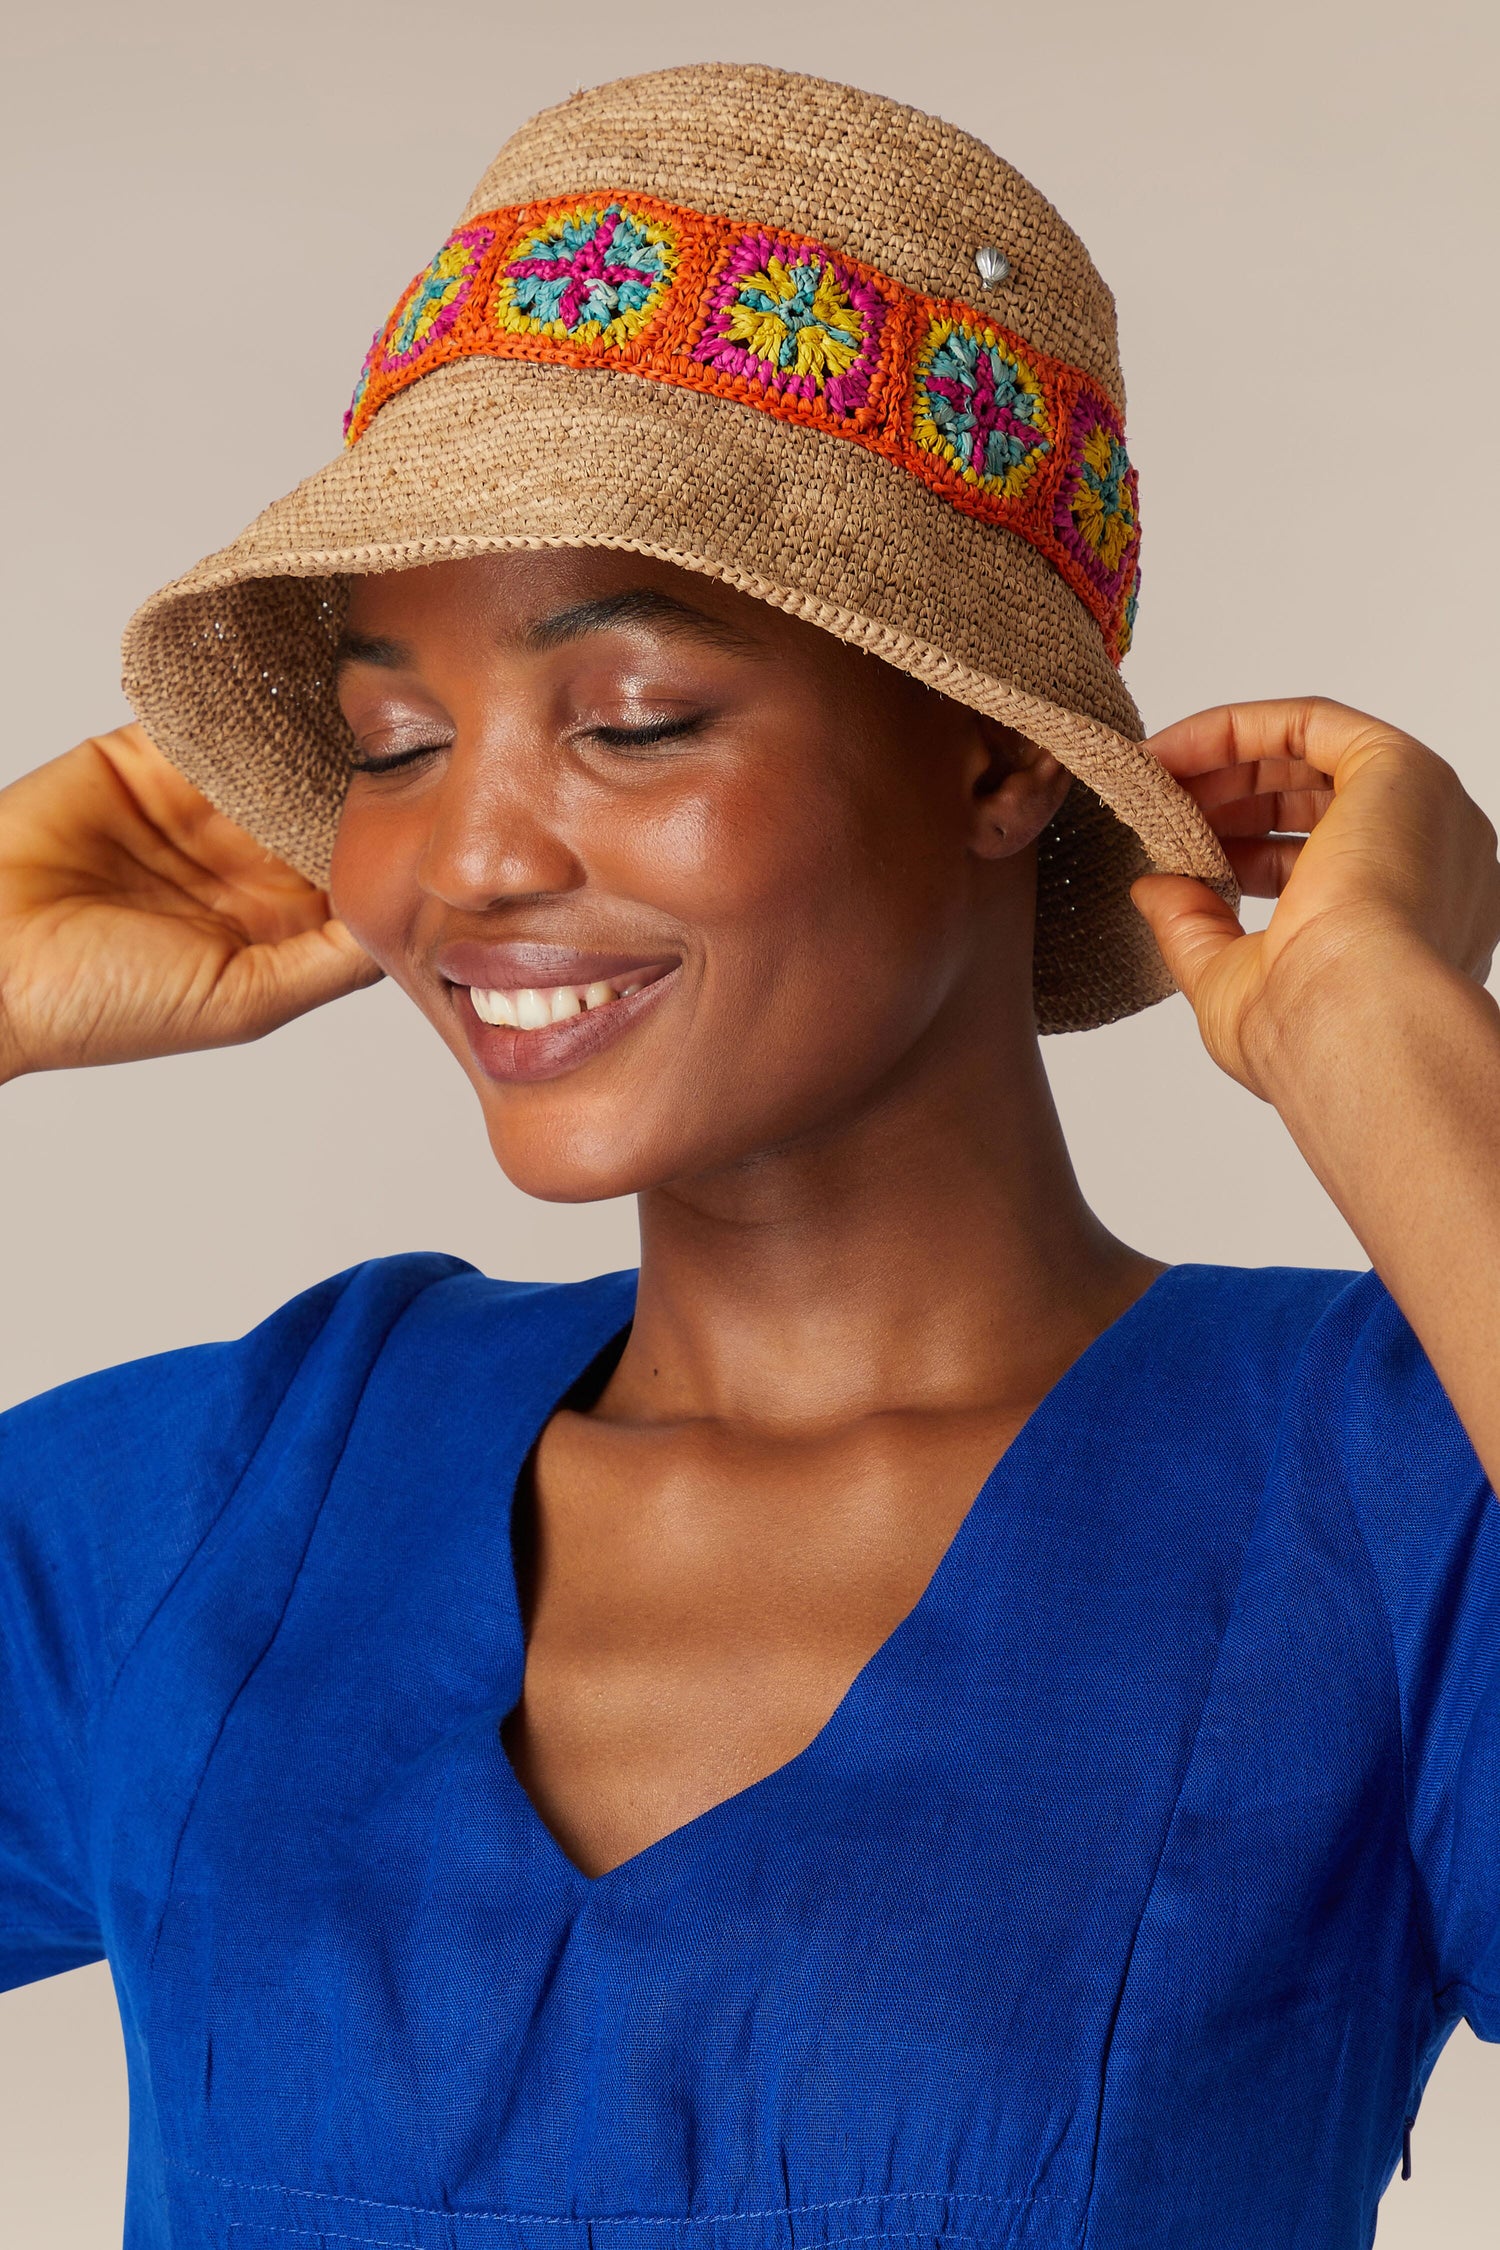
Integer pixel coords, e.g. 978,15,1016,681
344,193,1141,663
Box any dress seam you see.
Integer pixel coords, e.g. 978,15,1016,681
82,1273,363,1896
231,2230,1070,2245
1078,1433,1284,2248
172,2170,1078,2223
141,1272,457,1969
1334,1377,1447,2012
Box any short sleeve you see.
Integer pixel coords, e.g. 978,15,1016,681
0,1253,462,1993
1335,1275,1500,2037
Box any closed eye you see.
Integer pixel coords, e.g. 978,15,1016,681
346,714,707,774
347,741,447,775
588,715,706,751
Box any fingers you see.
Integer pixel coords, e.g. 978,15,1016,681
1130,873,1245,1005
203,919,383,1043
1186,757,1326,805
1145,698,1423,786
1219,835,1306,897
90,724,233,851
1183,758,1329,810
1195,789,1334,839
91,726,324,900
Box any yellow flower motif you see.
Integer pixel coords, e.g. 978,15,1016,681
721,255,864,385
1072,423,1136,572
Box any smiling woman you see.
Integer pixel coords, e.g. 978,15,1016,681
4,58,1500,2250
330,551,1067,1196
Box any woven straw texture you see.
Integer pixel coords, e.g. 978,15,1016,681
121,62,1233,1033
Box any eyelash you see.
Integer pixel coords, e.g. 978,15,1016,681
347,744,444,775
587,714,704,751
349,714,705,776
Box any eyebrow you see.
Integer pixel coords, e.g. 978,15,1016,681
334,588,762,677
523,588,761,655
334,630,413,671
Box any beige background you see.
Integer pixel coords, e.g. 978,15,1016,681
2,0,1497,2238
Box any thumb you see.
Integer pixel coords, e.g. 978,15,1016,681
205,918,384,1043
1131,873,1245,1007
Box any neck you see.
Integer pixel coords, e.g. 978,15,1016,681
612,995,1157,1431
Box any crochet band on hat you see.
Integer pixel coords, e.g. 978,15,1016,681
343,195,1142,666
121,62,1234,1034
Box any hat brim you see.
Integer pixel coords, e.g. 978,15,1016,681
122,358,1234,1033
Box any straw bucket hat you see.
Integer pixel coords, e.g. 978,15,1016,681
121,62,1233,1033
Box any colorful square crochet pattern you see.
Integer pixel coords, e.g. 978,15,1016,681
1054,390,1141,655
912,318,1051,500
691,231,893,423
342,192,1143,664
383,226,496,373
494,202,678,349
344,224,497,440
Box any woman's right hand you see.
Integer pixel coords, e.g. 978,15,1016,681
0,724,380,1081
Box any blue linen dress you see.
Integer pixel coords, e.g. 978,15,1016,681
1,1254,1498,2250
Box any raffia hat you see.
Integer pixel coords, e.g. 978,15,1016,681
121,61,1232,1033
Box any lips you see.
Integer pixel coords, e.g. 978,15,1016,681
436,943,681,1085
469,963,668,1029
436,942,678,991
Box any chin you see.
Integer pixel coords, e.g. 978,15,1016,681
477,1078,803,1204
479,1105,680,1206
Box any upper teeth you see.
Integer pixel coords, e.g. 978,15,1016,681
469,978,643,1029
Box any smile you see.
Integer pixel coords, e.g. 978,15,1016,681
468,971,657,1029
447,959,679,1085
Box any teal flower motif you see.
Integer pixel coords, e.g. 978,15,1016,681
921,329,1049,483
502,206,673,336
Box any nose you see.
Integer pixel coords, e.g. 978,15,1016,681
416,730,584,911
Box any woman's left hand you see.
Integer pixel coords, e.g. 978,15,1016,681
1131,698,1500,1097
1133,696,1500,1498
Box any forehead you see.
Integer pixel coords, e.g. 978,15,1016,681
334,553,933,721
342,549,770,647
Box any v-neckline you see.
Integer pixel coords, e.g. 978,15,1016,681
491,1262,1184,1891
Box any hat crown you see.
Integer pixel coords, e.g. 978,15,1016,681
122,65,1231,1034
460,63,1124,406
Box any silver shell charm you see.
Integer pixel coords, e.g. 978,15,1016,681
974,245,1011,288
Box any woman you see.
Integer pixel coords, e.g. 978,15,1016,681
2,59,1498,2250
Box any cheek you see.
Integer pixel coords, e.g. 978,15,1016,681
327,796,426,975
602,762,869,966
620,753,963,1052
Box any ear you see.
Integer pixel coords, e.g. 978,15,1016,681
965,719,1072,861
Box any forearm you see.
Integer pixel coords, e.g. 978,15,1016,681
1259,927,1500,1490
